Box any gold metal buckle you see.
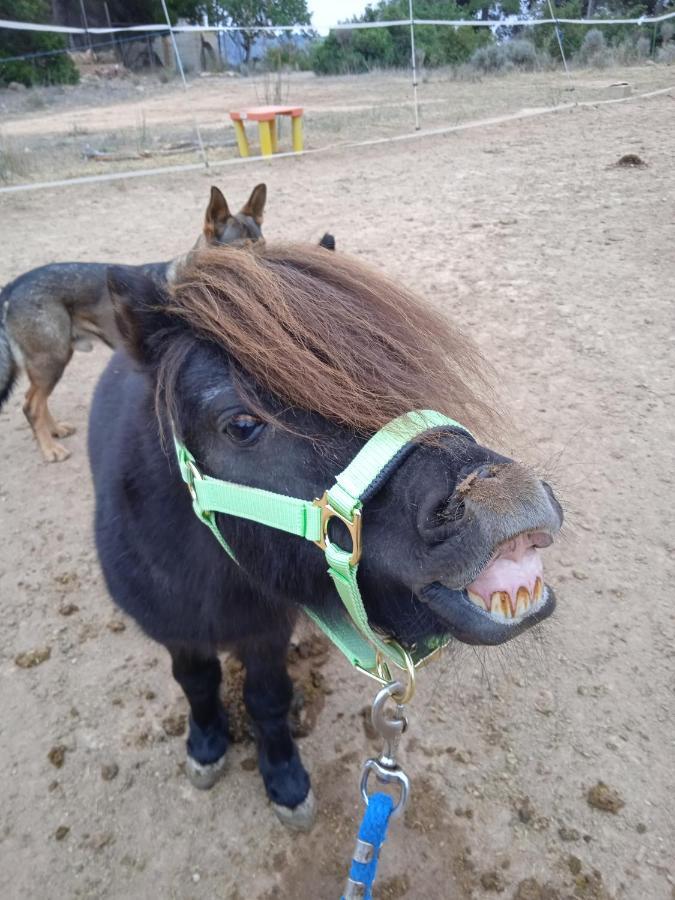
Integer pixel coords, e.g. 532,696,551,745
312,491,362,566
185,459,202,502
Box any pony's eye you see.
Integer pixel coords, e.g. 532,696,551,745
225,413,264,444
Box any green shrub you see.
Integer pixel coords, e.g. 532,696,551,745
264,41,313,72
470,39,539,74
576,27,618,67
0,0,79,87
657,43,675,64
311,0,490,75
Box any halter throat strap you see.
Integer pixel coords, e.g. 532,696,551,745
174,410,473,678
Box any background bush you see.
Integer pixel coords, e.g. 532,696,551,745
0,0,79,87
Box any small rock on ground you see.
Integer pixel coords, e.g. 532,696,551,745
586,782,625,814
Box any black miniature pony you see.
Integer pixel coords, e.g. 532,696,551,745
89,244,562,829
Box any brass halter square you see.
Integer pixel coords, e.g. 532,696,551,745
312,491,362,566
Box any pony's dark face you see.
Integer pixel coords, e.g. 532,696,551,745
195,184,266,248
108,262,562,650
166,344,562,648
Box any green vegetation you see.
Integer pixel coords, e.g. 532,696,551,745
0,0,79,87
309,0,674,75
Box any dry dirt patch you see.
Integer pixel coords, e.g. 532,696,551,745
0,76,673,899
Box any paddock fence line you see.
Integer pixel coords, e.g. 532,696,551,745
1,81,672,196
2,10,674,193
2,11,675,34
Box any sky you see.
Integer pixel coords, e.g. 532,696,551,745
307,0,369,35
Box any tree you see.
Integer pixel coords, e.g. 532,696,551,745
0,0,78,86
204,0,311,63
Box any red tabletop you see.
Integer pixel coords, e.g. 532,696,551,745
229,105,303,122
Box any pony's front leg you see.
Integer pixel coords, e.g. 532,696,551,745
236,631,315,831
169,646,229,790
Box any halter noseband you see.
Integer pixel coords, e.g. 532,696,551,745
174,410,473,681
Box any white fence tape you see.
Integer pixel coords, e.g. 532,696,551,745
0,83,672,196
1,12,674,36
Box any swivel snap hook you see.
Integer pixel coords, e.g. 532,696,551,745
359,681,410,819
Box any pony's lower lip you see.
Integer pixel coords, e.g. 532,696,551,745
418,582,556,645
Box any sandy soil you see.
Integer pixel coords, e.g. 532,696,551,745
2,65,675,183
0,70,674,900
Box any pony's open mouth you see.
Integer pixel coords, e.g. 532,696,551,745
464,530,551,622
419,530,556,645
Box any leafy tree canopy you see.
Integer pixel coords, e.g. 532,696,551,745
0,0,78,86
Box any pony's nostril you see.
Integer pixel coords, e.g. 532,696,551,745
440,496,465,525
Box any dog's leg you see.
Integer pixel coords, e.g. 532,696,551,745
43,406,76,440
23,365,73,462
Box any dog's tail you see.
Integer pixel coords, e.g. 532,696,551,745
0,312,18,410
318,232,336,252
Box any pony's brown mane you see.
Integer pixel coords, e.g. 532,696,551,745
165,243,493,437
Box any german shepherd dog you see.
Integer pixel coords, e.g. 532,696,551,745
0,183,267,462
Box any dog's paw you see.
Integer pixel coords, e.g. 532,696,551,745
42,441,71,463
51,421,76,438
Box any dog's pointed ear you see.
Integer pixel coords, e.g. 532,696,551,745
240,183,266,224
107,265,174,365
204,186,232,241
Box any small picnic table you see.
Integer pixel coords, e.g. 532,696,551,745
229,105,304,158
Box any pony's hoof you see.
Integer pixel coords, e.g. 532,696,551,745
272,789,316,832
185,752,227,790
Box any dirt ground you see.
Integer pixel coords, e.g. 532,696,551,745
2,65,675,183
0,69,674,900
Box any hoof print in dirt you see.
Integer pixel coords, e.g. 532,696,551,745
161,713,187,737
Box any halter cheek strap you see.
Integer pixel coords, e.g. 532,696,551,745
174,410,473,680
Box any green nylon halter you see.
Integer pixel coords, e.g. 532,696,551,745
174,410,472,681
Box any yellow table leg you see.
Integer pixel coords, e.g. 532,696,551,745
269,117,278,153
233,120,249,158
291,115,304,153
258,120,274,157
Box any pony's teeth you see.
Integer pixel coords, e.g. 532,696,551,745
490,591,512,618
516,586,530,616
468,590,486,610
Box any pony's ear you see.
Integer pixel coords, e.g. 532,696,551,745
240,183,266,224
107,265,174,365
204,186,232,241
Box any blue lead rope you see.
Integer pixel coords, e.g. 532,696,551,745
342,792,395,899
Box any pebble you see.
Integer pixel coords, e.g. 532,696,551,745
101,763,119,781
58,603,79,616
587,781,625,813
558,825,581,842
567,855,582,875
480,869,506,892
48,745,67,768
54,825,70,841
15,647,51,668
